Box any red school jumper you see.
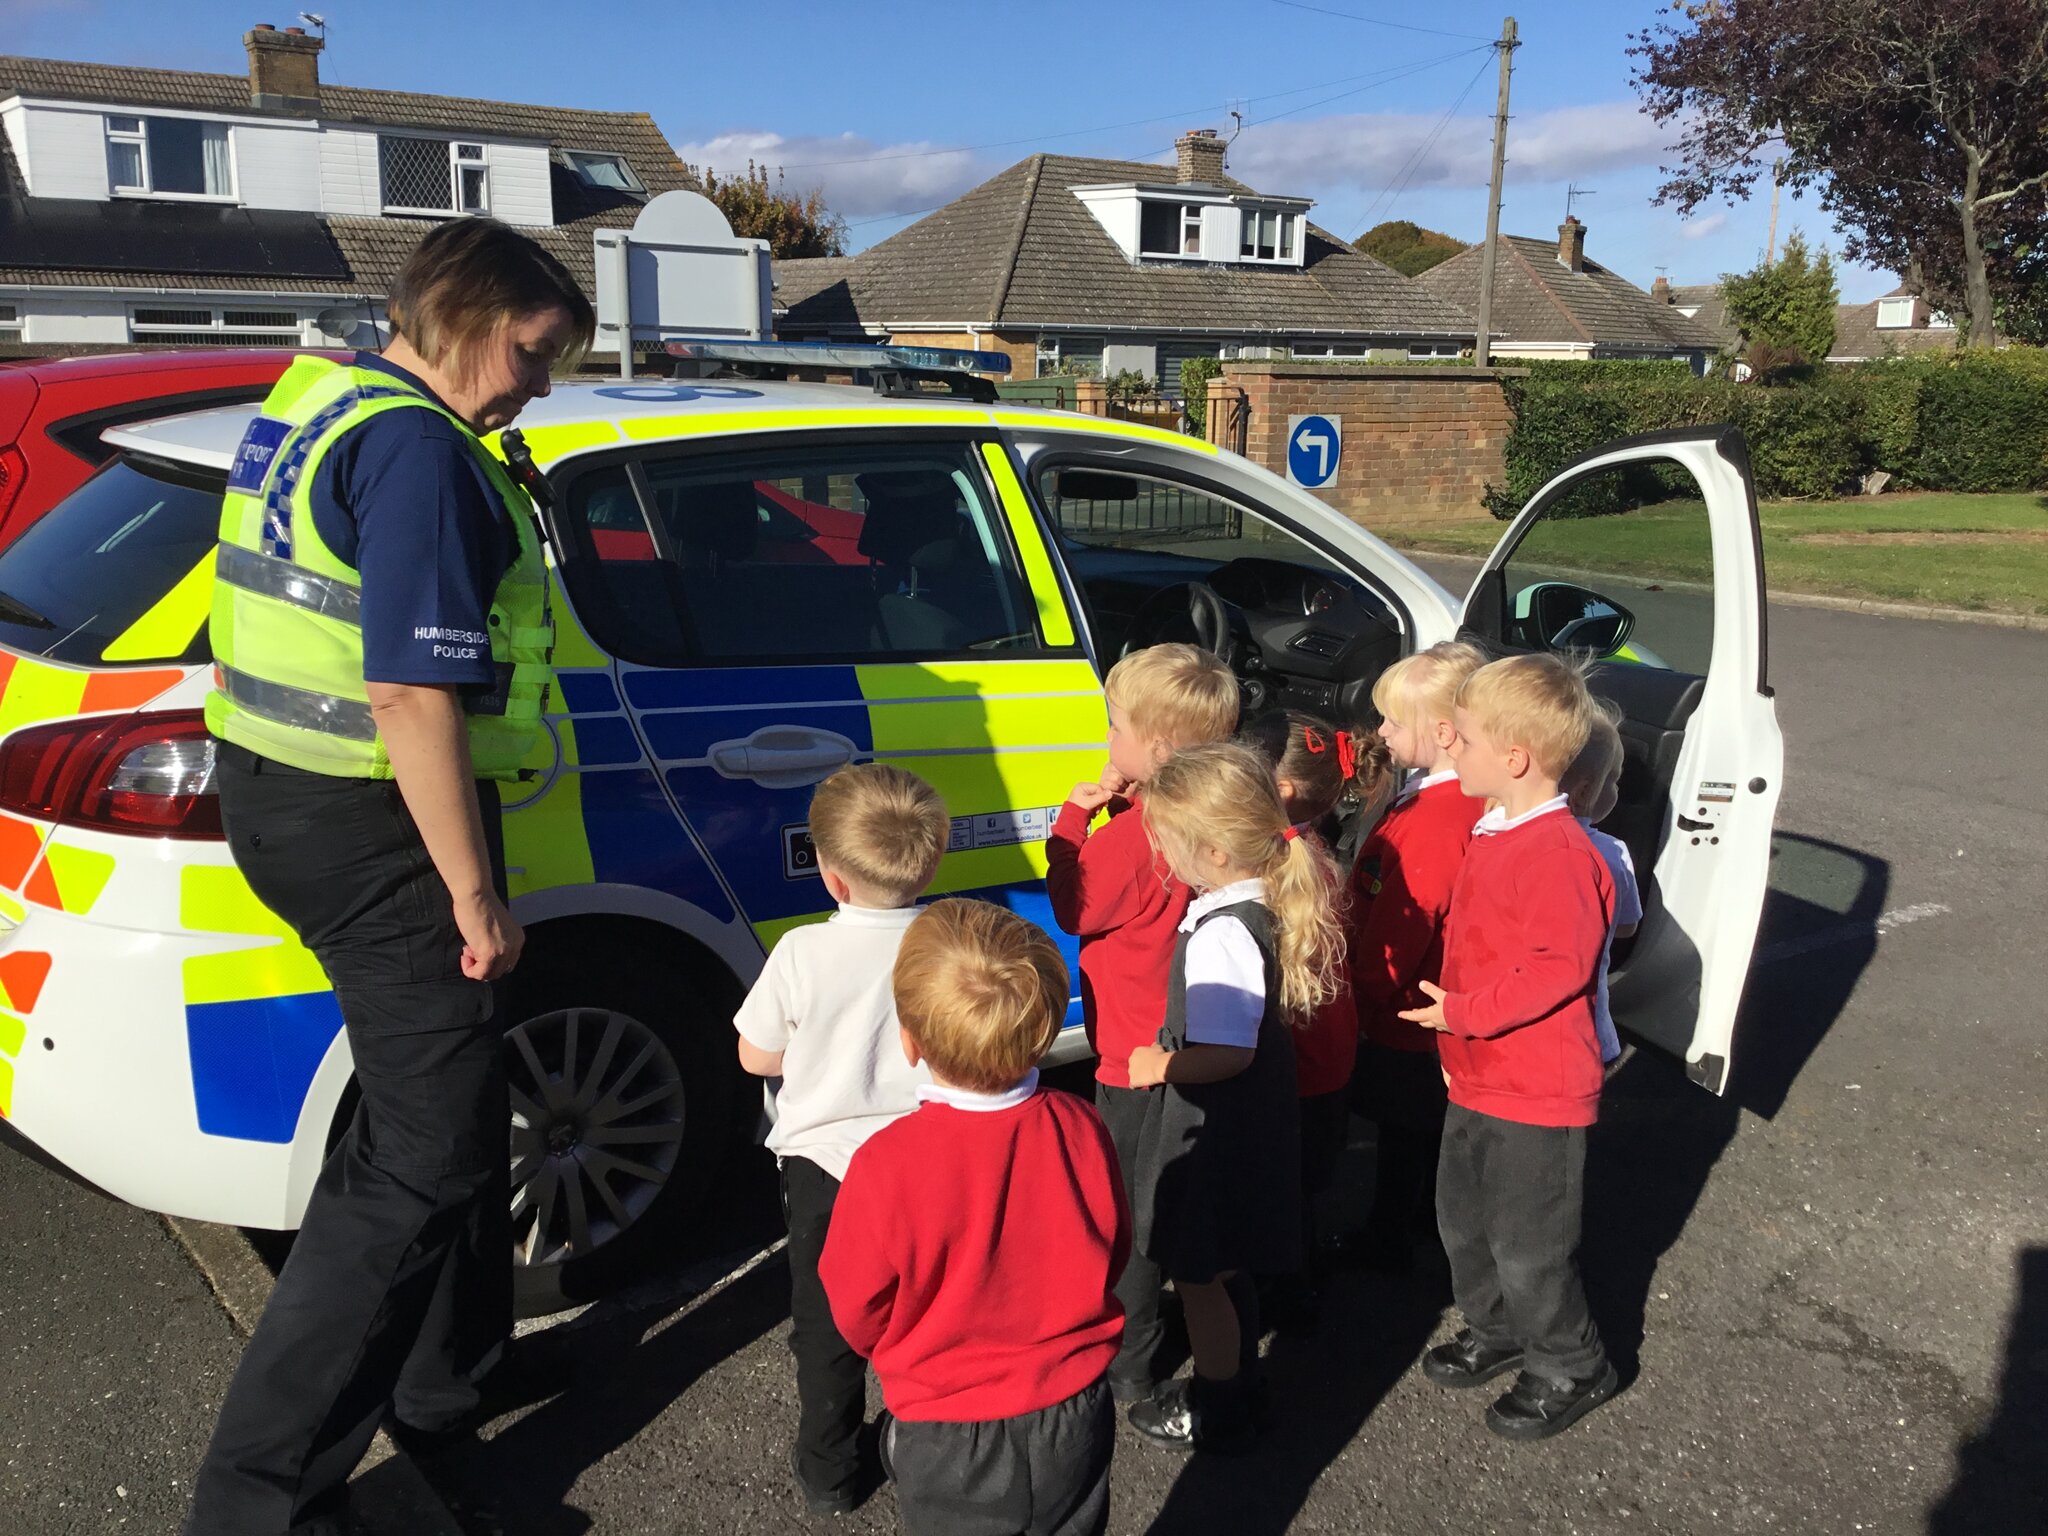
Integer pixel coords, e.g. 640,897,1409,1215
818,1087,1130,1422
1046,795,1190,1088
1436,804,1615,1128
1349,775,1485,1054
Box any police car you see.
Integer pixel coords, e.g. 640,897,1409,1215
0,342,1782,1310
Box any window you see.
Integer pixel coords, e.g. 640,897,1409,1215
561,442,1043,666
1239,209,1295,262
105,115,232,198
1875,296,1916,330
1492,461,1714,678
562,150,643,192
1407,343,1462,360
0,303,19,342
0,456,223,667
1139,202,1204,258
130,305,301,348
380,136,490,214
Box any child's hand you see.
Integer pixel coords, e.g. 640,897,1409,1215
1128,1044,1172,1088
1099,764,1133,797
1398,980,1450,1032
1068,780,1116,813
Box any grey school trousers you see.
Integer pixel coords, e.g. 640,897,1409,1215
883,1379,1113,1536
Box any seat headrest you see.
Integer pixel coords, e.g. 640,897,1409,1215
855,471,963,569
669,480,759,563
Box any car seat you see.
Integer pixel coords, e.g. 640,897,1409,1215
855,471,970,652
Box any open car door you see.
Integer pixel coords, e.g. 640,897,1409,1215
1458,426,1783,1094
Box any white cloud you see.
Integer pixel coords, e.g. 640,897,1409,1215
1680,211,1729,241
1223,99,1676,198
666,131,997,222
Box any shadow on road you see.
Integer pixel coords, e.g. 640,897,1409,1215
1585,830,1888,1382
1928,1245,2048,1533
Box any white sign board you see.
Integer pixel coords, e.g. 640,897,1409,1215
1286,413,1342,489
594,191,772,364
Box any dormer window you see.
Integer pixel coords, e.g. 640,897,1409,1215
1875,296,1916,329
562,150,644,193
105,114,233,199
1140,201,1205,258
381,135,491,216
1240,208,1297,263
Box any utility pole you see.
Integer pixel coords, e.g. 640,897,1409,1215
1764,156,1784,263
1473,17,1518,368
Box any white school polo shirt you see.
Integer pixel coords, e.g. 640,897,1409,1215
733,903,930,1182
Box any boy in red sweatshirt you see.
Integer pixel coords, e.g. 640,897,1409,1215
1400,654,1619,1441
1047,641,1238,1402
821,899,1128,1536
1347,641,1487,1274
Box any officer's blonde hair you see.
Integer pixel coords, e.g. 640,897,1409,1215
893,900,1068,1093
807,764,948,907
1456,654,1598,781
388,218,596,384
1103,643,1239,753
1142,741,1345,1022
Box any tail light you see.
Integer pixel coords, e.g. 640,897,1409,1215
0,444,25,529
0,708,223,840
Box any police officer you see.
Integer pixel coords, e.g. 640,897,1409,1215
187,219,593,1536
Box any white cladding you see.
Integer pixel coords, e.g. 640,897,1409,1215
230,120,323,212
9,103,113,200
315,125,383,216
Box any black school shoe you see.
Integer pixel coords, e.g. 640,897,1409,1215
1421,1328,1526,1388
1127,1376,1259,1455
1485,1362,1621,1441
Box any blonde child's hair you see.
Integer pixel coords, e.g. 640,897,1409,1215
1103,642,1239,750
893,899,1068,1092
1370,641,1487,743
1455,654,1598,780
807,764,949,906
1561,702,1625,823
1142,741,1345,1021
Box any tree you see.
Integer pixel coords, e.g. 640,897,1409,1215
1356,219,1466,277
1721,232,1839,371
1632,0,2048,347
688,160,848,259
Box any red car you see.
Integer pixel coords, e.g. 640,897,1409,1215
0,350,344,549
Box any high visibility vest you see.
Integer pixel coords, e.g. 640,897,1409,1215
205,355,554,781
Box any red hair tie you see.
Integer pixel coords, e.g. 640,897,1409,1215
1335,730,1358,781
1281,825,1301,842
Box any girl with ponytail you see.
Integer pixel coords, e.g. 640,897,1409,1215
1121,741,1343,1452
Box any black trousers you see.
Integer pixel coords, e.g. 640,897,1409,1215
1357,1041,1449,1249
1435,1103,1606,1384
187,745,509,1536
782,1155,867,1500
1094,1082,1164,1392
884,1379,1113,1536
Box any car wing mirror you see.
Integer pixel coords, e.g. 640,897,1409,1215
1512,581,1637,659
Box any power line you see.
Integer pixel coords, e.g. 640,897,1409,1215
778,48,1486,171
844,46,1488,231
1347,45,1497,236
1267,0,1494,43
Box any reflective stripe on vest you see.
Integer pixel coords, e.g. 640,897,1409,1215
205,356,554,782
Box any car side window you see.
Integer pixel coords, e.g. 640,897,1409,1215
560,441,1045,666
1491,460,1716,678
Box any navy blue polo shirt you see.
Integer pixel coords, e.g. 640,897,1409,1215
305,353,518,689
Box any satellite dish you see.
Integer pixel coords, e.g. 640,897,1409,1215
315,305,361,340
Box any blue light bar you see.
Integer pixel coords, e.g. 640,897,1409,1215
663,338,1013,375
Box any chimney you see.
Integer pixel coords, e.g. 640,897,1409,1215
1558,216,1586,273
1176,128,1227,186
245,22,322,114
1651,275,1672,304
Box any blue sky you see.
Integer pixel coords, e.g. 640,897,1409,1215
4,0,1897,300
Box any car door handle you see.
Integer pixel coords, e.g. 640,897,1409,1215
705,726,858,789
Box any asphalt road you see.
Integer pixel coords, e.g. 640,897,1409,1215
3,581,2043,1535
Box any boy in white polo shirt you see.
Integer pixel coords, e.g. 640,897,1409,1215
734,763,951,1515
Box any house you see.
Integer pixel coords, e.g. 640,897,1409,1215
0,25,692,357
773,129,1479,385
1827,286,1957,362
1415,218,1720,372
1662,279,1739,352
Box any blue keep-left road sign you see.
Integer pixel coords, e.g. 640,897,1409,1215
1286,413,1341,488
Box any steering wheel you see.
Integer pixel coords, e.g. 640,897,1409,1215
1120,581,1240,663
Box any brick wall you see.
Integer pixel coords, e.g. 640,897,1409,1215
1207,362,1522,527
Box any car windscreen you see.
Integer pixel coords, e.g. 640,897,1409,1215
0,454,221,667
